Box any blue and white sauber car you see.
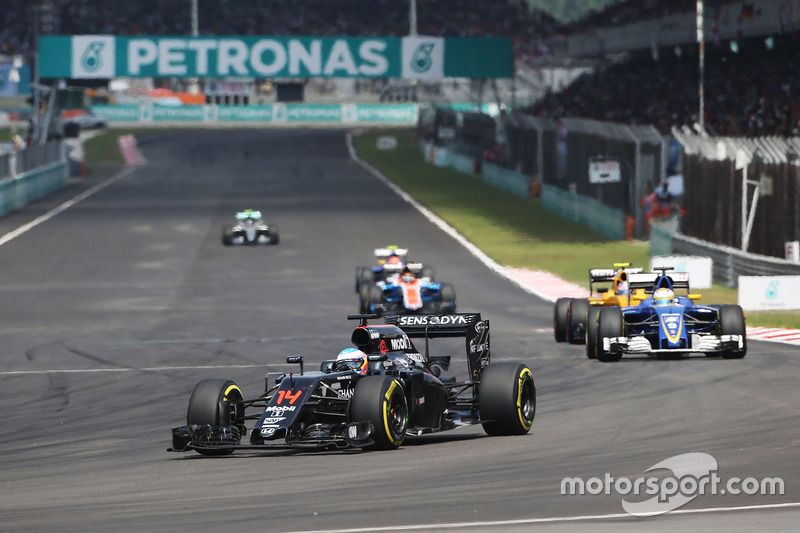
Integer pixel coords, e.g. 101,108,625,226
169,313,535,455
592,269,747,362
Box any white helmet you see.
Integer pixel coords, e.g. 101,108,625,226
336,348,367,373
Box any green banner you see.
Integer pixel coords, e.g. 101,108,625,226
39,36,512,79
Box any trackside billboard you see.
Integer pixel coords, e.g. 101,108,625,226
38,36,513,79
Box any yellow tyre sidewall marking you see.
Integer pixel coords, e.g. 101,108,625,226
382,380,404,445
516,369,533,431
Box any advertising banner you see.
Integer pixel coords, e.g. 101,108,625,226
89,103,417,125
738,276,800,311
39,36,512,79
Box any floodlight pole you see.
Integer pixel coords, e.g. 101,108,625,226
188,0,200,94
696,0,705,134
409,0,417,36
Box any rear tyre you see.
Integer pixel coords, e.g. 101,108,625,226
349,376,407,450
586,306,601,359
480,363,536,436
567,299,590,344
596,308,624,362
186,379,244,456
269,226,280,245
554,298,570,342
719,305,747,359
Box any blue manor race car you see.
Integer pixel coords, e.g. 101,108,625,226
354,246,435,295
360,262,455,315
591,268,747,362
168,313,535,454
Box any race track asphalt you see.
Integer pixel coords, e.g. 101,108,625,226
0,129,798,533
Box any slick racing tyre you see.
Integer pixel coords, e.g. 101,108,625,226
585,306,601,359
479,363,536,436
596,308,623,362
186,379,244,456
553,298,570,342
221,227,234,246
719,304,747,359
269,226,280,245
438,283,456,313
350,376,408,450
420,266,436,280
567,299,589,345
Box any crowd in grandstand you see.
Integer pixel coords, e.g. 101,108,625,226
528,34,800,137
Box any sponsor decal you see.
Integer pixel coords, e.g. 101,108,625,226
379,340,387,354
265,405,297,415
261,417,285,425
474,321,488,333
397,315,469,326
260,427,277,437
660,313,683,343
336,375,353,381
469,342,489,354
370,330,380,339
390,336,413,351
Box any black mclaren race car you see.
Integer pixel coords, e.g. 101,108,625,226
168,313,535,455
221,209,279,245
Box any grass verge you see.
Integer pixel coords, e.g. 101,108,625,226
353,128,799,330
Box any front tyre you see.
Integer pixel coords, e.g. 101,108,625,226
479,363,536,436
597,308,623,362
350,376,408,450
719,304,747,359
186,379,244,456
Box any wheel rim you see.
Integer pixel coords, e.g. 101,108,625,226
518,374,535,429
384,384,408,441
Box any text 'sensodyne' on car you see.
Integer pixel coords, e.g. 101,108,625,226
168,313,535,455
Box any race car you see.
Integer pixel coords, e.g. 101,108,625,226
553,263,644,355
360,263,455,315
168,313,536,455
221,210,279,245
590,268,747,362
354,246,435,294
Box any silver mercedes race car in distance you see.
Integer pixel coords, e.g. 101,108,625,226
221,210,279,245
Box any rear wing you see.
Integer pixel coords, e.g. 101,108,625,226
385,313,490,381
589,266,643,294
629,271,690,294
374,247,408,259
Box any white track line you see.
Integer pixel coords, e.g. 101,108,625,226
283,501,800,533
0,166,137,247
0,364,265,376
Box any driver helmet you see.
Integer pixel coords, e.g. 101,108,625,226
653,287,674,306
387,255,402,265
400,267,416,283
336,348,368,373
616,280,629,295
